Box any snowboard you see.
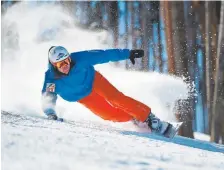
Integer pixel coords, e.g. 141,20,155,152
163,122,183,139
132,119,183,139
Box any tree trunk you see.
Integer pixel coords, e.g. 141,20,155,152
150,2,162,72
157,9,163,72
182,1,197,137
211,1,224,143
205,1,214,135
124,1,128,49
161,1,175,74
174,100,194,138
108,1,119,47
140,2,149,71
126,1,133,70
131,2,137,50
170,1,194,138
171,1,188,77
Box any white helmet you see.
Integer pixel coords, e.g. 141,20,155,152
48,46,70,63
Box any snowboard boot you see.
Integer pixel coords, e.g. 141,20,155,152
145,112,171,136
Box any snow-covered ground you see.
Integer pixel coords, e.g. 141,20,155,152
2,112,224,170
1,2,224,170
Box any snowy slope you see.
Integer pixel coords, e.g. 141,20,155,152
1,2,224,170
2,112,224,170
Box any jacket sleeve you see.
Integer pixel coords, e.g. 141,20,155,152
41,73,57,116
74,49,130,66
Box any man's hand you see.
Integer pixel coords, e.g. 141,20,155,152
129,49,144,65
48,114,63,122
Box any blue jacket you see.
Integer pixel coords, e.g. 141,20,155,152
41,49,130,116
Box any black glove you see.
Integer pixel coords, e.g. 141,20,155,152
129,49,144,65
47,114,64,122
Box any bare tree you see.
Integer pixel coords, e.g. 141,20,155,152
170,1,194,138
205,1,214,134
211,1,224,143
171,1,188,77
161,1,175,74
107,1,119,47
140,2,149,71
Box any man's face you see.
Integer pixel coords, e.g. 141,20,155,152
54,57,71,74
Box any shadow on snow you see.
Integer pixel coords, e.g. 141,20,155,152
120,130,224,154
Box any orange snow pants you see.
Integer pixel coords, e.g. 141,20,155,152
78,71,151,122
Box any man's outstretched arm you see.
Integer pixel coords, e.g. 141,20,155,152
41,74,59,120
74,49,144,66
41,92,57,118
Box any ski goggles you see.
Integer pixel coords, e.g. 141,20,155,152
53,57,71,68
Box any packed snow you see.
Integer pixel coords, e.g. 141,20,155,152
1,2,224,170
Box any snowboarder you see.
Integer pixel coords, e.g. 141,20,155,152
41,46,176,137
